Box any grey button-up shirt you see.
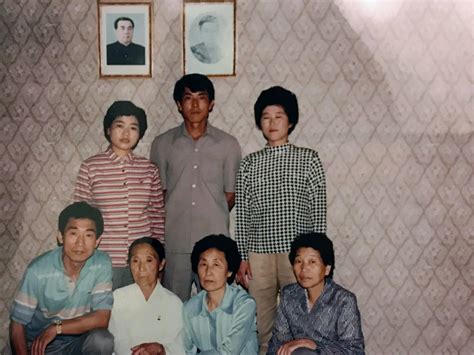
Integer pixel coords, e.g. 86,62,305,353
150,123,241,253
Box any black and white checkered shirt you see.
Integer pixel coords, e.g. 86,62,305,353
235,143,326,260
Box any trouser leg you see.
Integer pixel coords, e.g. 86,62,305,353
45,329,114,355
248,253,278,355
276,252,296,291
163,252,194,302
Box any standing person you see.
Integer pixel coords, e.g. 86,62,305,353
150,73,241,301
9,202,114,355
75,101,165,290
235,86,327,354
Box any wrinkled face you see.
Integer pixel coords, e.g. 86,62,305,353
60,218,99,266
260,105,292,147
201,21,219,46
197,248,231,293
293,247,331,291
115,20,134,45
177,87,214,125
108,115,140,156
129,243,164,285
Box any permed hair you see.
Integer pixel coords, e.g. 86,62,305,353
58,202,104,238
289,232,335,279
254,86,299,135
103,101,147,143
173,73,215,103
127,237,165,264
191,234,241,284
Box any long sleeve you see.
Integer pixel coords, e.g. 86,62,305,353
235,158,251,260
74,161,92,202
308,152,326,233
267,293,294,354
149,167,165,244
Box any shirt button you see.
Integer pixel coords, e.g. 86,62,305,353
192,184,196,188
192,202,196,206
123,182,127,186
194,148,199,152
193,165,198,169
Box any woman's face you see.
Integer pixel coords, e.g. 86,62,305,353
197,248,232,293
292,247,331,292
129,243,164,286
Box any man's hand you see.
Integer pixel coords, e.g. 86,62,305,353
131,342,166,355
31,325,56,355
236,260,252,289
277,339,317,355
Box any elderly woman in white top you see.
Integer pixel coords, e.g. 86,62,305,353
109,237,185,355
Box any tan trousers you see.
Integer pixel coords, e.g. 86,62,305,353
248,252,296,355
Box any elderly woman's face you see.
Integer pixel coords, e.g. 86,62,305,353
197,248,232,293
130,243,163,286
293,247,331,292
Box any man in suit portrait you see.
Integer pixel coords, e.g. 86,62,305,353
190,15,222,64
107,16,145,65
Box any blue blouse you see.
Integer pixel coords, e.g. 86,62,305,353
183,284,258,355
268,279,365,354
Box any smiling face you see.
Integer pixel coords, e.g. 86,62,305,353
115,20,134,46
107,115,140,156
129,243,164,286
293,247,331,294
260,105,292,147
59,218,99,268
177,87,214,126
197,248,231,294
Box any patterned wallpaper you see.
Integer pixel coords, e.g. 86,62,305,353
1,0,472,353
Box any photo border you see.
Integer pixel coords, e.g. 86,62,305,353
183,0,236,77
98,2,152,78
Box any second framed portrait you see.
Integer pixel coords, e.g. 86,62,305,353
98,2,152,78
183,0,236,76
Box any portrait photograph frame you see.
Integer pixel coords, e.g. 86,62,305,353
98,2,152,78
183,0,236,77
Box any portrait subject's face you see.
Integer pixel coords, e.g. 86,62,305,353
197,248,231,293
293,247,331,293
260,105,292,147
177,87,214,125
116,20,134,45
129,243,164,286
107,115,140,156
201,21,219,47
59,218,99,267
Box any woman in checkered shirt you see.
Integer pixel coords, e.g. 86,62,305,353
235,86,327,354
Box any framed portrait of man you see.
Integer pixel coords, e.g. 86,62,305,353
98,2,152,78
183,0,236,76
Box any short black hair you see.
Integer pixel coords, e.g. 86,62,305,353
58,202,104,238
114,17,134,29
191,234,241,284
254,86,299,135
128,237,165,263
173,74,215,103
289,232,335,279
103,101,147,144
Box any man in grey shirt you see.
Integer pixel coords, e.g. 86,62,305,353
150,73,241,301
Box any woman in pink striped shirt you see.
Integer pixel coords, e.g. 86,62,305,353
74,101,165,289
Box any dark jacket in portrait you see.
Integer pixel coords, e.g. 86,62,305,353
107,41,145,65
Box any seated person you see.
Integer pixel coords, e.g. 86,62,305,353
268,232,365,355
109,237,185,354
9,202,114,355
183,235,258,354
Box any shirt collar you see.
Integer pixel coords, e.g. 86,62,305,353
264,142,292,153
197,284,233,316
301,278,334,311
105,146,135,163
172,123,218,143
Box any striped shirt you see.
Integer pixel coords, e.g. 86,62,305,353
235,144,326,260
10,247,113,345
74,148,165,267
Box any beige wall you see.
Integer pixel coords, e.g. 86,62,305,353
1,0,472,352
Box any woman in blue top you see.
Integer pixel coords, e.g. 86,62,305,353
183,234,258,355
